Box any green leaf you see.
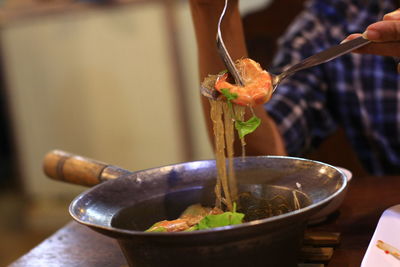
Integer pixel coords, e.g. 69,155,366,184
218,69,228,75
219,89,262,138
220,88,238,111
197,211,244,230
145,222,167,232
235,116,261,139
220,88,238,102
184,225,199,232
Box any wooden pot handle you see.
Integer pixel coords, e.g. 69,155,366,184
43,150,132,187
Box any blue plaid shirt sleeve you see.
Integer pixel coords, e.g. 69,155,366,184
264,1,337,156
263,0,400,175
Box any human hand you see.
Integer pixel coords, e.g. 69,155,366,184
343,9,400,58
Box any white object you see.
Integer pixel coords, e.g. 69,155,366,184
308,166,352,224
361,204,400,267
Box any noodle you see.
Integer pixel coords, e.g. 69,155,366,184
210,99,230,210
144,59,305,232
210,98,245,211
210,99,246,211
207,59,301,213
223,102,237,202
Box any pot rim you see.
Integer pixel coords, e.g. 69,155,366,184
69,155,347,237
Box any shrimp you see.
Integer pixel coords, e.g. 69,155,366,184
146,219,192,232
214,58,273,107
146,205,223,232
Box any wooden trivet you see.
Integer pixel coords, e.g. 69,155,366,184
297,231,341,267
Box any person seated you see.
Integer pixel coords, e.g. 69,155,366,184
189,0,400,175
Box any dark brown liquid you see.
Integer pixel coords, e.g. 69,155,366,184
111,185,311,232
111,187,215,231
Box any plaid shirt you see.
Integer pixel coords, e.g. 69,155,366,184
265,0,400,175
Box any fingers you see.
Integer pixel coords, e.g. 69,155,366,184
363,20,400,42
341,9,400,58
362,9,400,42
341,33,363,42
343,9,400,43
383,8,400,21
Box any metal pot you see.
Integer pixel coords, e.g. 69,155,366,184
43,150,347,267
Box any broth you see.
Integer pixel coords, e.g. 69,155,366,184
112,185,311,232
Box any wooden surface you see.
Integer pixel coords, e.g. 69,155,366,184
322,175,400,266
10,175,400,267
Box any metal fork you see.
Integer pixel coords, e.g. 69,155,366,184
216,0,245,87
200,0,243,99
201,0,371,100
269,36,371,91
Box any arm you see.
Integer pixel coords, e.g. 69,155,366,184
344,9,400,57
189,0,286,156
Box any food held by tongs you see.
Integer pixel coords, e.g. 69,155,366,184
214,58,274,107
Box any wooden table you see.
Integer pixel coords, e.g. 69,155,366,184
10,176,400,267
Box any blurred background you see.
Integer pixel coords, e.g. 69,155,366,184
0,0,319,265
4,0,365,266
0,0,365,266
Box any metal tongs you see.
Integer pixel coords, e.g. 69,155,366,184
201,0,371,100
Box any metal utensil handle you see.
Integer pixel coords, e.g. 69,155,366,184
43,150,132,186
216,0,245,86
281,36,371,80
